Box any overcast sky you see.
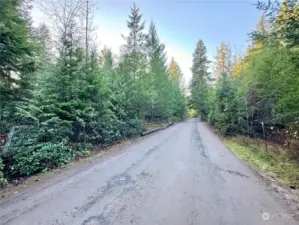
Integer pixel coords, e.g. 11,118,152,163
32,0,260,84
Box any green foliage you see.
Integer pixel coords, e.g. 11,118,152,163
11,140,75,176
226,137,299,188
207,74,239,135
190,40,210,119
0,0,36,133
0,2,186,181
0,157,7,186
2,126,74,176
254,0,299,49
190,0,299,151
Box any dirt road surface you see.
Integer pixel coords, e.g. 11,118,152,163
0,119,297,225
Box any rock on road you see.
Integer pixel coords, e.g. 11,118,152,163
0,119,297,225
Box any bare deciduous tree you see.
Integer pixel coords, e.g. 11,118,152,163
37,0,85,57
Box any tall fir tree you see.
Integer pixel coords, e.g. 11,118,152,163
120,3,147,118
0,0,36,132
122,2,146,55
146,21,167,71
145,21,170,120
190,39,210,118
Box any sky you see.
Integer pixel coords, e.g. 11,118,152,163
32,0,261,84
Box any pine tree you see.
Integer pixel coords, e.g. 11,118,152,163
122,2,146,55
190,40,210,118
145,21,169,120
0,0,36,132
191,40,210,86
0,0,35,99
146,21,167,71
276,0,299,48
120,3,148,118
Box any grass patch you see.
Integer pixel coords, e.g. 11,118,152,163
225,137,299,189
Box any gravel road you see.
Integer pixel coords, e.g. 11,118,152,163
0,119,297,225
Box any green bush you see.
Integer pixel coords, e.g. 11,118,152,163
10,141,76,176
1,118,144,178
2,125,76,177
0,157,7,186
100,119,143,144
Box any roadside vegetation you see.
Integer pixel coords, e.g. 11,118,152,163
189,0,299,188
0,1,186,185
226,137,299,189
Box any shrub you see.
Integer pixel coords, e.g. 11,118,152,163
3,125,76,177
10,141,76,176
0,157,7,186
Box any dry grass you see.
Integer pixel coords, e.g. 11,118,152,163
225,136,299,189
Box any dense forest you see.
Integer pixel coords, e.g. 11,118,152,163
190,1,299,158
0,0,186,184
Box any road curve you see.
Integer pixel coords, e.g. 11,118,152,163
0,119,297,225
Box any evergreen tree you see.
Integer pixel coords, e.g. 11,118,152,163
167,58,186,117
208,74,238,135
120,3,148,118
254,0,299,49
0,0,36,132
146,21,167,70
276,0,299,48
122,2,146,55
190,40,210,118
145,21,174,120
